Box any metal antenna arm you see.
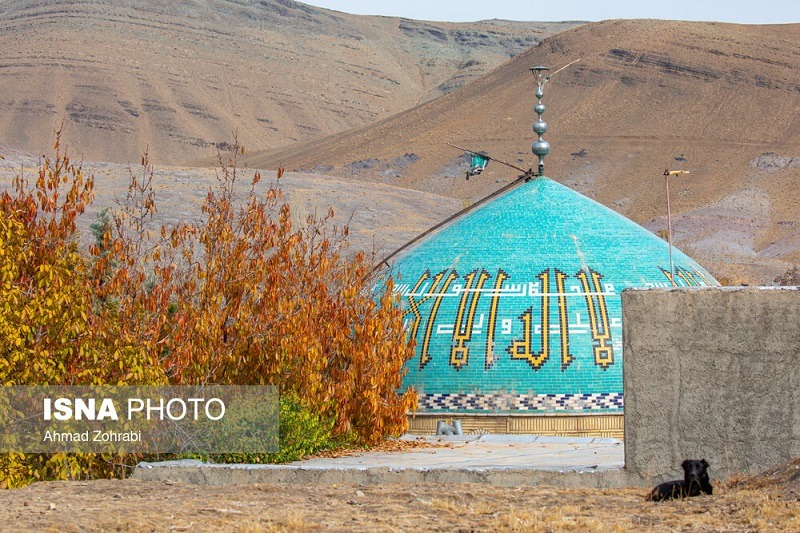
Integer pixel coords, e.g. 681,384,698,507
549,58,581,79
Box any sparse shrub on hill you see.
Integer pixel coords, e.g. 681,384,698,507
774,266,800,286
716,273,750,286
0,137,416,487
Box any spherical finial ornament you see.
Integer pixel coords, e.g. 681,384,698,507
532,140,550,158
530,65,551,176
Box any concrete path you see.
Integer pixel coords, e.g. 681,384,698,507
132,435,641,488
294,435,623,471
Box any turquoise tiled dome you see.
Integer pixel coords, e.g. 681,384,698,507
385,176,718,414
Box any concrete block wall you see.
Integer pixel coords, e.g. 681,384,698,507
622,287,800,482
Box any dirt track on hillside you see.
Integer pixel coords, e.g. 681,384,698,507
1,458,798,532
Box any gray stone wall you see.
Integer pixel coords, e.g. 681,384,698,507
622,287,800,482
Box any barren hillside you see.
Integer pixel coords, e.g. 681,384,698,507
0,0,579,164
0,142,461,260
240,20,800,283
3,7,799,284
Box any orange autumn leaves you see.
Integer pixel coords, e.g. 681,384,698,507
0,138,164,387
1,137,416,447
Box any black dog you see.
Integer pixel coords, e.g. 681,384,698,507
646,459,713,501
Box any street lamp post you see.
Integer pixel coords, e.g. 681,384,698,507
663,169,689,286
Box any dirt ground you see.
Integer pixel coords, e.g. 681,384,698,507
1,457,798,532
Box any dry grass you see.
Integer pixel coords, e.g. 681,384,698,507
1,458,798,531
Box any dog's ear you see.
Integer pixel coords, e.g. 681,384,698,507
681,459,690,469
701,459,709,468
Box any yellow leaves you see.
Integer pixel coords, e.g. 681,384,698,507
0,451,135,490
0,139,167,392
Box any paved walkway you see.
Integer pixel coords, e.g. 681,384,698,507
294,435,624,471
132,435,640,488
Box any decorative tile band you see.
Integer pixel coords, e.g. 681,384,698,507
418,392,624,412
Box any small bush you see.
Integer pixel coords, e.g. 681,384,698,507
774,266,800,286
269,394,349,463
179,393,344,465
213,394,347,464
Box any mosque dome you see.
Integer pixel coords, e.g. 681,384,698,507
384,175,718,415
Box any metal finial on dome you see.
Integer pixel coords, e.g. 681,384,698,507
530,66,551,177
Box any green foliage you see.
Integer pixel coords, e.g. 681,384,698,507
89,207,112,253
202,394,347,465
268,394,345,463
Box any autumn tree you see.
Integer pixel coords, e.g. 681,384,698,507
160,150,414,442
0,137,166,489
93,145,417,445
1,136,417,488
0,136,165,387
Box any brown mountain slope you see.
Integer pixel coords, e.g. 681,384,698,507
0,142,462,260
0,0,579,165
240,19,800,283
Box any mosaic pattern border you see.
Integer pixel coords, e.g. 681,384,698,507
419,392,624,412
